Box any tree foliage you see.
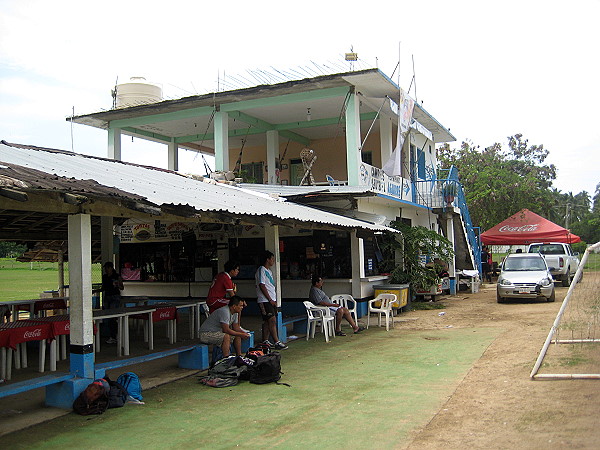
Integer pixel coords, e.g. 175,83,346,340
438,134,557,230
380,221,454,290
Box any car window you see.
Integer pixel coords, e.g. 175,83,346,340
504,257,546,271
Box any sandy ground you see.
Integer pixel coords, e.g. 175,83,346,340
401,282,600,449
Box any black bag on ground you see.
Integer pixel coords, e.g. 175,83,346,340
248,352,286,385
73,382,109,415
106,378,128,408
208,355,248,379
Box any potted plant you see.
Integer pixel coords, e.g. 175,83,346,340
379,221,454,301
441,181,458,206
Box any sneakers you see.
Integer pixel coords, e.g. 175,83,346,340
262,340,274,348
273,341,288,350
105,337,118,344
354,326,365,334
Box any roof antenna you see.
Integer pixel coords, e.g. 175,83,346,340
111,76,119,109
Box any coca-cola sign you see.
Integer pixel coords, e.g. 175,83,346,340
499,224,539,233
24,328,42,338
159,311,172,319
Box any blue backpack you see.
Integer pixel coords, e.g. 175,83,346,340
117,372,143,401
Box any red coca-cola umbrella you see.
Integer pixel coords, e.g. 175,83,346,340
481,209,581,245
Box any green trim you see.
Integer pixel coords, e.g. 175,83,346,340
275,111,378,131
122,127,172,142
220,86,350,112
109,106,214,129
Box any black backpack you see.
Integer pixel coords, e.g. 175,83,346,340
73,382,109,415
248,352,288,385
106,378,128,408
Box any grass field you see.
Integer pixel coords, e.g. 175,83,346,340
0,258,102,301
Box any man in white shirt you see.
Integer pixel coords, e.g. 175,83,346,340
255,250,288,350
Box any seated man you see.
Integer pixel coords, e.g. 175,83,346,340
309,275,364,336
199,296,250,357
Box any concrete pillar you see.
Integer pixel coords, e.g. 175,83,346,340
446,213,457,295
264,224,281,306
168,141,179,171
380,115,393,168
214,111,229,171
350,230,365,299
345,90,362,186
66,214,95,379
266,130,278,185
107,127,122,160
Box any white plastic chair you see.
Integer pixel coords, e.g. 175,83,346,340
303,301,335,342
367,293,397,331
331,294,358,325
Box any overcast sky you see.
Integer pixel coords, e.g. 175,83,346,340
1,0,597,197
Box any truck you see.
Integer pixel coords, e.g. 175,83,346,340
526,242,580,286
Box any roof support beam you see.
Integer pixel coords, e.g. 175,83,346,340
109,106,215,129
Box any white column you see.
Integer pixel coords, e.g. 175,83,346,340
68,214,94,348
345,91,361,186
264,224,281,306
168,141,179,171
100,216,114,265
214,111,229,171
350,230,365,298
380,116,393,167
108,127,122,160
266,130,278,185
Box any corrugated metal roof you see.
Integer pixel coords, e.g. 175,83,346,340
0,142,396,233
238,183,374,198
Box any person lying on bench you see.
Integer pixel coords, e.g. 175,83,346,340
309,275,365,336
199,296,250,357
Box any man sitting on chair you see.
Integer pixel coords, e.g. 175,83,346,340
309,275,364,336
199,296,250,357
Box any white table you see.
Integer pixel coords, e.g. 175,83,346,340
93,306,155,357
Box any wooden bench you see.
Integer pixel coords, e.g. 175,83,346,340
94,344,209,378
0,372,74,399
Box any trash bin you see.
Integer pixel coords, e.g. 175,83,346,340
373,284,409,309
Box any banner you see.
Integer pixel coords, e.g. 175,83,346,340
382,89,414,176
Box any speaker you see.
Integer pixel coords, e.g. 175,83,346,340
313,230,331,254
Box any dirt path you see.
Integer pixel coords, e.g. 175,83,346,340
401,283,600,449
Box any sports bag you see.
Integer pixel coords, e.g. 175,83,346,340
117,372,143,401
208,355,248,379
248,352,287,385
73,382,109,415
104,377,128,408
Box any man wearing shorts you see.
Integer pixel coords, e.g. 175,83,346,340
199,296,250,357
309,274,364,336
255,250,287,350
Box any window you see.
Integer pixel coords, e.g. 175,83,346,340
241,162,264,184
362,151,373,165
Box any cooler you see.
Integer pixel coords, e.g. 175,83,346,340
373,284,409,308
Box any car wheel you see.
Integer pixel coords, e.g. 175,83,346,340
547,289,556,302
562,270,572,287
497,292,505,303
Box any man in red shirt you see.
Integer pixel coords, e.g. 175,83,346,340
207,261,240,313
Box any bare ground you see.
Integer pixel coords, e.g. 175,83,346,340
401,282,600,449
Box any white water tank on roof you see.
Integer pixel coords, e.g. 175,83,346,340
115,77,162,108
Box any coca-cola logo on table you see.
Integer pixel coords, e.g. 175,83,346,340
499,224,539,233
24,329,42,338
159,311,172,319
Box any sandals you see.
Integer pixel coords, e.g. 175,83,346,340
335,330,347,336
354,326,365,334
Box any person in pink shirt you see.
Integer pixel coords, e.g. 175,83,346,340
207,261,240,313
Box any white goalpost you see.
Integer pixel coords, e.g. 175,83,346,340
530,241,600,380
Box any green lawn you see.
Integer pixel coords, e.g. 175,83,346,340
0,258,102,301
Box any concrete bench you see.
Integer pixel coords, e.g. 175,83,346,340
94,344,209,378
0,372,74,399
280,315,307,342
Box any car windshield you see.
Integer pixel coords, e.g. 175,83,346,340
504,257,546,271
528,244,563,255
